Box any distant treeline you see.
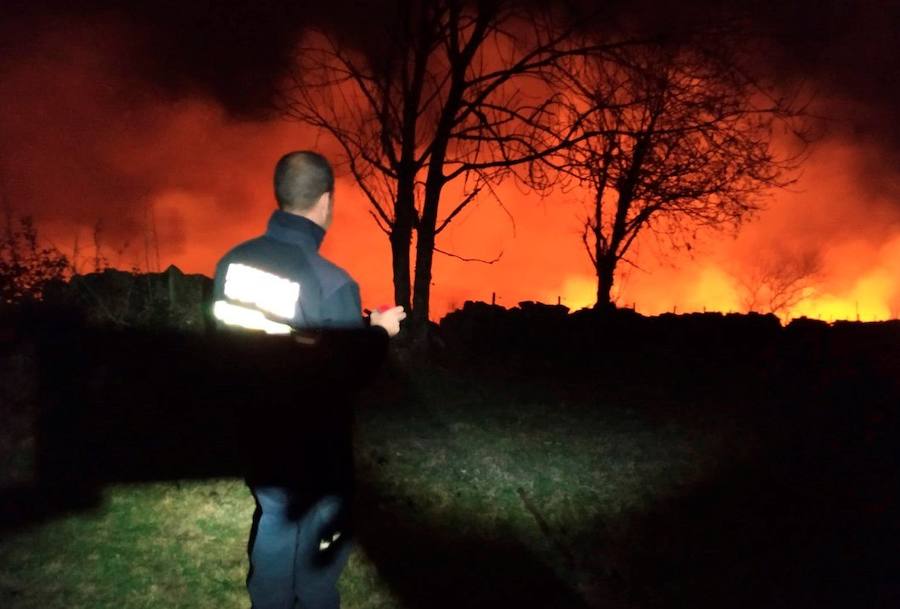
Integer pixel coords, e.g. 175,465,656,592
3,266,899,381
440,299,899,375
5,265,213,332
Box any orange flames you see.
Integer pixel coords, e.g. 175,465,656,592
2,19,898,323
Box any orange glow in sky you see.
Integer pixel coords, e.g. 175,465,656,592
3,20,899,323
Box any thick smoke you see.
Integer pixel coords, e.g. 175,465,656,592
1,1,898,319
5,1,898,159
0,16,331,270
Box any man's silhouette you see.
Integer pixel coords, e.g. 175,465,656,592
212,150,405,609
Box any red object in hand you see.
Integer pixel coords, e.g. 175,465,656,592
375,304,391,313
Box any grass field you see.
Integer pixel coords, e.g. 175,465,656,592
1,352,895,608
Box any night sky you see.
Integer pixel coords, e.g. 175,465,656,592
1,0,899,320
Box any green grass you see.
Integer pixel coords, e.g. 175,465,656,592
1,480,251,608
350,364,742,607
0,363,776,609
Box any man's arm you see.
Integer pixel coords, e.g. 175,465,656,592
322,280,405,337
321,281,366,329
314,280,392,388
318,280,391,350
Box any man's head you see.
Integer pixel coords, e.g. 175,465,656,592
273,151,335,230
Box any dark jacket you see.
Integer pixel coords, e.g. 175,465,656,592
211,210,387,491
212,210,366,331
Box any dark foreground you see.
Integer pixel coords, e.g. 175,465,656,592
1,312,898,608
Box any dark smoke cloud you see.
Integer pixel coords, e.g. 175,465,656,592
3,1,897,145
605,0,900,192
4,1,897,122
0,0,898,313
2,0,898,194
0,13,328,268
1,0,316,118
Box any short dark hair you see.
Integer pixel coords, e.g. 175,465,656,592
273,151,335,212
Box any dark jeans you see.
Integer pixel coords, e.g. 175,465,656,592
247,486,352,609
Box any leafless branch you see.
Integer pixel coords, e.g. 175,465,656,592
434,246,503,264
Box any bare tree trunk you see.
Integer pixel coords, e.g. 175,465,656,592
409,96,454,347
389,226,412,313
391,169,418,313
594,254,616,312
411,179,441,340
411,229,434,331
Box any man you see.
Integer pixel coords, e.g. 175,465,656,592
211,150,406,609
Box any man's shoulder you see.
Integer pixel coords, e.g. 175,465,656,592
308,254,356,297
215,236,267,267
214,234,355,297
215,235,308,275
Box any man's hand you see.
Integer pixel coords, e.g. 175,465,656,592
369,305,406,337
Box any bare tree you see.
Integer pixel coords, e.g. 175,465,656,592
732,248,822,317
552,36,811,311
278,0,636,337
0,206,69,304
70,219,113,276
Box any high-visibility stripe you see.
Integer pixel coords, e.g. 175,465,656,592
223,263,300,319
212,300,292,335
319,531,341,551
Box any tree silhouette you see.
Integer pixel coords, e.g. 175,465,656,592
0,209,69,305
278,0,637,339
732,248,822,317
552,38,811,310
